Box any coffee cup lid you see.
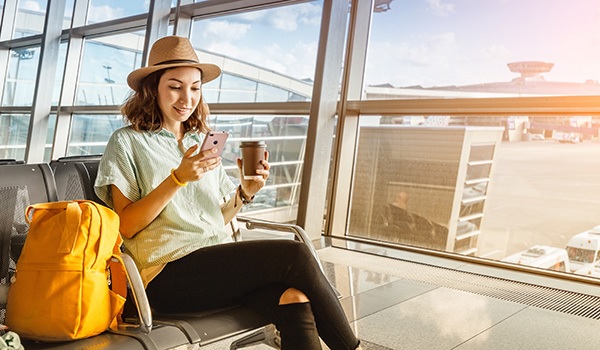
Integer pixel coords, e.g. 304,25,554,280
239,140,267,148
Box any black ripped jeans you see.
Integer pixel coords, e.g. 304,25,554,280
146,239,359,350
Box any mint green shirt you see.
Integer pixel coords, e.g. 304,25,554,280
95,126,236,270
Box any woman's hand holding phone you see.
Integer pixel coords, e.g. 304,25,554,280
172,131,229,184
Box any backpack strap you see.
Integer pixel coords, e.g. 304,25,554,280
87,201,120,270
87,201,128,329
25,201,82,254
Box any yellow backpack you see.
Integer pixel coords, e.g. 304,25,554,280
5,200,126,341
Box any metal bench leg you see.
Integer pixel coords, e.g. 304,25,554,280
230,324,280,350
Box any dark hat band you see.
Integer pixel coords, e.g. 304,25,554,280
154,59,200,66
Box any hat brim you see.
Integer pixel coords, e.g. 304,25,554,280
127,62,222,91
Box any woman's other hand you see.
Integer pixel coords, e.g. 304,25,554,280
237,151,270,197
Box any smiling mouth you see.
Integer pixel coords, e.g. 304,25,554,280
174,106,190,113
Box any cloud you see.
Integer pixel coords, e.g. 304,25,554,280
258,3,321,32
190,2,321,83
426,0,456,17
269,9,300,31
87,5,126,23
194,3,320,80
262,41,318,79
205,39,317,81
21,0,42,11
364,32,517,87
199,20,252,53
237,11,267,22
427,31,457,51
288,3,322,27
365,40,432,87
479,44,513,61
227,3,321,32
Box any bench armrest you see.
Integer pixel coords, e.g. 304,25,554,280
237,217,342,299
238,218,320,265
119,253,153,334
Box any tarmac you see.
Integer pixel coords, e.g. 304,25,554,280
478,139,600,260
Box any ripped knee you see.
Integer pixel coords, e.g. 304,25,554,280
278,287,310,305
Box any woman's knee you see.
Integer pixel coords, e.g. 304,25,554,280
279,287,310,304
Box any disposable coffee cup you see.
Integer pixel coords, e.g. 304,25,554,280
240,141,267,180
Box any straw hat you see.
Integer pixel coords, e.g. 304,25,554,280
127,36,222,91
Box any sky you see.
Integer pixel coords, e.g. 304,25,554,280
365,0,600,87
190,3,322,82
190,0,600,88
16,0,600,89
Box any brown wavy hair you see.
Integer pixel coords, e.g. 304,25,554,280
121,69,211,134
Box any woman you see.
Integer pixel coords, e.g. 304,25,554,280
95,36,361,350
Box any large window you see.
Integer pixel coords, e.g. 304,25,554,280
192,1,322,102
63,113,307,213
9,0,74,37
346,112,600,277
208,114,307,212
76,34,145,106
0,114,30,159
14,0,47,38
3,0,600,283
87,0,149,24
363,0,600,100
2,47,40,107
68,114,124,155
320,0,600,279
0,114,55,161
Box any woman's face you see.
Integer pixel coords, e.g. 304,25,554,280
157,66,202,131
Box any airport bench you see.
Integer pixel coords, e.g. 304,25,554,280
0,158,327,349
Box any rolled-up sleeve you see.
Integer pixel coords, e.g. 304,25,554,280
95,128,140,208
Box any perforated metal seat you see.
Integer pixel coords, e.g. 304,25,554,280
0,163,187,350
50,155,105,204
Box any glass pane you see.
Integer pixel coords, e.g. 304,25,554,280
219,74,257,103
469,144,495,162
0,114,30,160
466,163,492,182
87,0,149,24
2,47,40,106
13,0,48,38
68,114,124,155
348,114,600,278
364,1,600,99
256,83,290,102
63,0,75,29
208,115,308,214
66,113,306,216
0,113,54,161
191,1,322,102
76,32,145,106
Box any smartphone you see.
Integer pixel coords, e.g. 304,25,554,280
200,131,229,159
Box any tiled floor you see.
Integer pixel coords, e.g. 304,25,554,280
201,240,600,350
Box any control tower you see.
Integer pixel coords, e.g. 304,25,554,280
507,61,554,82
